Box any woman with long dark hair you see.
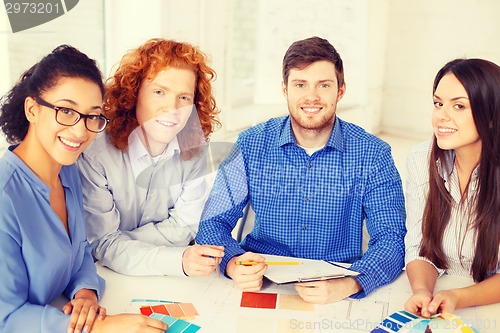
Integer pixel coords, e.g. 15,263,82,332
405,58,500,317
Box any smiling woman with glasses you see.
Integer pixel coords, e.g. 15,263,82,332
35,97,109,133
0,45,167,333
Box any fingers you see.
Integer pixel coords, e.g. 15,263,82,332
62,302,73,315
404,292,432,318
234,261,267,282
239,278,264,291
404,298,425,317
67,304,80,333
228,253,267,291
81,306,97,333
404,298,421,315
67,301,94,333
237,266,266,291
239,252,266,263
427,294,444,314
294,282,326,304
294,279,354,304
183,244,225,276
145,316,169,331
97,306,106,320
197,244,225,258
73,305,98,333
65,299,100,333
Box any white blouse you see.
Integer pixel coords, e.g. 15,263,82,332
404,140,500,276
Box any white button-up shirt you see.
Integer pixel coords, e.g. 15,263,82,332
404,140,500,276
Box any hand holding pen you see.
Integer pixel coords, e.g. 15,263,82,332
226,252,268,291
182,244,224,277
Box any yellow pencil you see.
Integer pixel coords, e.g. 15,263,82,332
235,261,301,265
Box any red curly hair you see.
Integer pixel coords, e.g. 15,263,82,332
105,38,220,158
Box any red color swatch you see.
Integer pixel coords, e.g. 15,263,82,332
240,292,278,309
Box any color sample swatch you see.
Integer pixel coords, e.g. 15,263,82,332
240,291,278,309
371,311,479,333
240,292,314,312
140,302,199,319
277,294,314,312
149,313,201,333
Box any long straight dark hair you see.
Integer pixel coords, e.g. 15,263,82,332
419,58,500,282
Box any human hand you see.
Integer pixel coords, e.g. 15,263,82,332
404,288,434,317
226,252,267,291
182,244,224,276
294,277,361,304
91,314,168,333
63,289,105,333
427,289,458,315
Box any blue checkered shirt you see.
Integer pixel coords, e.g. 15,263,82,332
196,116,406,297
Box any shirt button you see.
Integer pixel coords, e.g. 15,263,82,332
302,226,307,231
150,193,155,198
306,163,311,168
304,197,309,201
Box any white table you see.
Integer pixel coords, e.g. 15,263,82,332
96,264,500,333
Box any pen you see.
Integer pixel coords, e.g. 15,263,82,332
203,254,221,277
236,261,301,265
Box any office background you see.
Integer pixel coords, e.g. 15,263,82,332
1,0,500,164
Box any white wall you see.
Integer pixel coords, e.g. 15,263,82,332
382,0,500,139
3,1,105,86
2,1,500,149
103,0,162,77
224,0,391,136
0,9,10,154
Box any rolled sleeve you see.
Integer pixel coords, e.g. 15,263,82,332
349,147,406,297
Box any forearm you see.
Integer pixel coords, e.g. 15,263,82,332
451,273,500,309
406,259,438,293
94,234,186,276
350,232,405,297
124,177,208,246
196,215,244,273
123,219,197,246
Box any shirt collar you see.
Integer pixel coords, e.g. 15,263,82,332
437,149,480,184
128,128,180,180
4,145,70,195
128,127,180,161
278,116,344,152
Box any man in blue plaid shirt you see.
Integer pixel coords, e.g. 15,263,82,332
196,36,406,304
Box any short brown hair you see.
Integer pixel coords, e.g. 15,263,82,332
282,36,344,87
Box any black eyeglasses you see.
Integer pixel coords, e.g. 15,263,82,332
35,97,109,133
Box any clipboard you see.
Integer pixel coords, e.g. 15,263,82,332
262,254,359,285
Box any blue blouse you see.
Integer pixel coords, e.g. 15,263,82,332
0,147,104,332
